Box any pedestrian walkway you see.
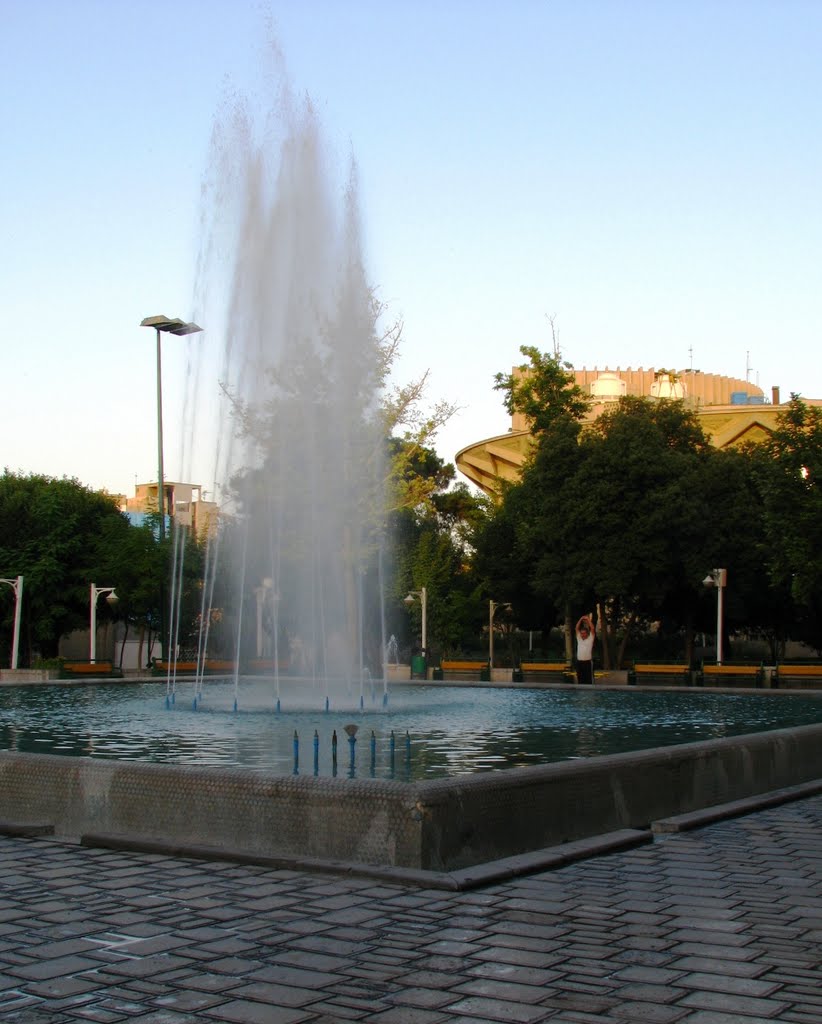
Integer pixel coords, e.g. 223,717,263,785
0,795,820,1023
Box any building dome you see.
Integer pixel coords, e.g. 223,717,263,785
590,372,627,401
649,372,686,400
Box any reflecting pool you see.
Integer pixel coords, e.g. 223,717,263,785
0,680,821,781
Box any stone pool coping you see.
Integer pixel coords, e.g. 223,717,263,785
2,721,822,886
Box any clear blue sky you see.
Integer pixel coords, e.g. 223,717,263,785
2,0,820,497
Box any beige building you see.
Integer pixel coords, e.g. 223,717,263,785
121,481,219,537
457,366,818,497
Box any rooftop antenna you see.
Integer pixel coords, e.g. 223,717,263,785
746,350,752,383
545,313,560,358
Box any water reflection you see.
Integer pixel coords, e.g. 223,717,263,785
0,681,819,781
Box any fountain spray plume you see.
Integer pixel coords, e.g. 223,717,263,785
183,70,390,701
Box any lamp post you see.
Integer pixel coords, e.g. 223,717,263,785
703,568,727,665
0,575,23,670
140,316,203,538
254,578,274,658
489,599,511,668
90,584,118,662
140,316,202,662
404,587,427,656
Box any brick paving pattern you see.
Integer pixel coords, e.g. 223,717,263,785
0,794,820,1022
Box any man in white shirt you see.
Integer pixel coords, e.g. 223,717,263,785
575,615,596,685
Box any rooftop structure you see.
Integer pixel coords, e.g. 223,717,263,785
457,365,818,497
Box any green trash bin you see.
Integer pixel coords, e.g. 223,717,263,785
411,655,427,679
480,664,491,681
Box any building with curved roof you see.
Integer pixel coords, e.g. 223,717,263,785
456,365,815,497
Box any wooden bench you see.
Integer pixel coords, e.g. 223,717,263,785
152,660,237,676
628,663,692,686
204,660,236,674
519,661,575,683
61,661,123,679
439,659,489,681
152,660,198,676
700,663,764,688
773,663,822,689
247,659,291,674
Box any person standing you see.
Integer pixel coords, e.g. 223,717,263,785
575,615,596,685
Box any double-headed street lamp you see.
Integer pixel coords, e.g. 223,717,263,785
90,584,118,663
140,316,202,661
404,587,427,656
703,568,728,665
140,316,203,538
0,575,23,670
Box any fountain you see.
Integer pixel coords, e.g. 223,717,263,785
2,58,822,882
177,69,390,712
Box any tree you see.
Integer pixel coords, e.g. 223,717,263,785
493,345,589,438
387,445,487,659
749,397,822,651
0,473,133,661
485,393,774,666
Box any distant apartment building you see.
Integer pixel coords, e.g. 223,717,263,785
120,481,219,537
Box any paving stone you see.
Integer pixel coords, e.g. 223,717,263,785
359,1008,449,1023
609,1001,690,1022
9,954,105,980
678,989,790,1016
1,796,822,1022
228,980,323,1007
673,1014,780,1024
677,971,782,997
201,999,310,1023
441,994,550,1022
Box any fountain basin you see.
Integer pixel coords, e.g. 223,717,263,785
2,722,822,875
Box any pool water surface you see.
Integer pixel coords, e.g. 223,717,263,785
0,679,820,781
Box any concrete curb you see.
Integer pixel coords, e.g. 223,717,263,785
6,780,822,889
79,827,653,891
651,776,822,833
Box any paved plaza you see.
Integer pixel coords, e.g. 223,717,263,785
0,795,820,1023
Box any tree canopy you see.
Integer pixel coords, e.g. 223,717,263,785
0,472,132,660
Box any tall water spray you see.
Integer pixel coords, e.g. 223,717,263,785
182,83,389,700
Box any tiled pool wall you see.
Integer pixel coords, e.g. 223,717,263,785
2,722,822,871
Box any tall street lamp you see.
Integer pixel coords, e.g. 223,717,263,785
404,587,427,656
0,575,23,670
90,584,118,663
140,316,203,538
489,599,511,668
703,568,727,665
140,315,202,662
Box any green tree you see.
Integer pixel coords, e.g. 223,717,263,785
387,446,486,660
486,395,772,666
749,397,822,651
0,472,132,661
493,345,589,438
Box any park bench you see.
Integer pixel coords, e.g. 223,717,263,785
438,659,489,681
152,659,236,676
519,661,575,683
61,660,123,679
627,662,692,686
773,662,822,689
247,659,291,674
204,659,236,673
152,660,198,676
700,663,764,688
